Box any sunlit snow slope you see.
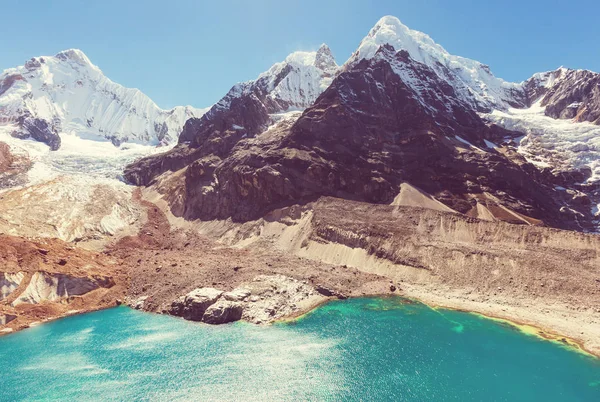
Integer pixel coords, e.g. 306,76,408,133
0,49,207,147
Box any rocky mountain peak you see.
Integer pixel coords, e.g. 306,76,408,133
315,44,337,75
523,66,600,124
54,49,97,69
346,15,524,112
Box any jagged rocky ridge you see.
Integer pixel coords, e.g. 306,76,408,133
524,68,600,123
0,49,207,149
119,16,598,231
126,44,338,185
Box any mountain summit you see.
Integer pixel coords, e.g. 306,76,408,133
126,16,600,231
0,49,206,149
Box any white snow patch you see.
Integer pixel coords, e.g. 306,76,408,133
455,135,485,153
484,139,499,149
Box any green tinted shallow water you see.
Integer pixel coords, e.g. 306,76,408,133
1,297,599,401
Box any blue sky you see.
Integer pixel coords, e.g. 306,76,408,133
1,0,599,109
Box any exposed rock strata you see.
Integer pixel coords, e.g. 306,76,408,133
12,271,113,306
11,117,61,151
0,235,126,332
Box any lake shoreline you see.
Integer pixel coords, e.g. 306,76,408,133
4,290,597,360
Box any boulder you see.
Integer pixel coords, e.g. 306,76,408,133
168,295,187,316
202,300,243,324
132,295,148,310
172,287,223,321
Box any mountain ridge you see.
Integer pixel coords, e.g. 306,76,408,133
0,49,207,149
125,15,600,231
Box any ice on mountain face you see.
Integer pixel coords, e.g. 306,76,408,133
0,49,207,149
214,44,339,114
347,16,523,112
484,103,600,183
0,125,157,242
0,125,163,186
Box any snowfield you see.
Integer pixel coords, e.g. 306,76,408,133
0,49,207,146
484,103,600,184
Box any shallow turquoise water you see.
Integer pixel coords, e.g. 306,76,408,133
1,297,599,401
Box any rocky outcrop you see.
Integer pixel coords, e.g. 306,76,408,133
12,117,61,151
168,287,223,321
202,300,243,324
525,68,600,124
167,275,323,325
0,272,24,300
12,272,114,306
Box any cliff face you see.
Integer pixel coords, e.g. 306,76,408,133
126,44,593,230
123,17,600,232
525,68,600,124
0,235,126,332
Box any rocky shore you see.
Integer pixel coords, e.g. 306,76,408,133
1,190,598,359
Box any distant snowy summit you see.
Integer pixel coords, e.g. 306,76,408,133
0,49,207,150
177,43,339,146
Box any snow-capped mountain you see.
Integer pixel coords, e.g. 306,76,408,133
127,44,339,185
345,16,525,112
125,15,600,232
212,44,338,116
178,44,338,146
174,44,338,148
0,49,207,149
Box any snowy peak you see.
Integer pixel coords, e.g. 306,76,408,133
178,45,340,147
256,45,339,110
0,49,207,149
346,16,524,112
54,49,98,69
315,44,337,75
350,16,448,66
213,45,339,116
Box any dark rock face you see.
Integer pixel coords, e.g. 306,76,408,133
0,74,24,97
11,117,61,151
0,313,16,325
126,47,597,231
525,68,600,124
125,46,338,186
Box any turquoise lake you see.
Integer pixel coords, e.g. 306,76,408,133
1,297,599,401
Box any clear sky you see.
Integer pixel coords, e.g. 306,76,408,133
1,0,598,109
